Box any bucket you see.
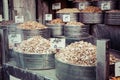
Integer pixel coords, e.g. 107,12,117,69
64,25,89,38
14,52,55,69
105,11,120,25
19,28,51,40
46,24,63,37
56,13,78,22
55,58,96,80
80,12,103,24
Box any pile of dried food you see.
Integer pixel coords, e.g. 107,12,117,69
14,36,52,54
56,41,120,66
18,21,47,30
66,21,85,26
49,18,64,24
82,6,102,13
57,8,80,13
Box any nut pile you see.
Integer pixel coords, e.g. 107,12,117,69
110,54,120,64
66,21,84,26
18,21,47,30
107,10,120,13
82,6,102,13
56,41,120,66
56,8,80,13
14,36,52,54
49,18,64,24
56,41,96,66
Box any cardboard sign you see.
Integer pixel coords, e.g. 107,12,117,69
45,14,52,21
10,75,21,80
15,16,24,23
79,3,86,10
63,14,70,22
52,3,61,10
101,2,110,10
8,34,22,44
50,38,65,49
0,14,2,21
115,62,120,76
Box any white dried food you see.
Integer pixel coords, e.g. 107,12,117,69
66,21,84,26
56,8,80,13
56,41,96,66
110,54,120,64
14,36,52,54
56,41,120,66
18,21,47,30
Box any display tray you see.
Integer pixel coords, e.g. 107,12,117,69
14,52,55,70
105,11,120,25
79,12,103,24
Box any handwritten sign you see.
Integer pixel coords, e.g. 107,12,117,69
63,14,70,22
8,34,22,44
101,2,110,10
0,15,2,21
45,14,52,21
10,75,21,80
115,62,120,76
52,3,61,10
15,16,24,23
50,38,65,49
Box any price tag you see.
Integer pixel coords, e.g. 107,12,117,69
63,14,70,22
79,3,86,10
115,62,120,76
15,16,24,23
45,14,52,21
10,75,21,80
101,2,110,10
0,14,2,21
8,34,22,44
52,3,61,10
50,38,66,49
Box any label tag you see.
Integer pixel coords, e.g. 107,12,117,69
50,38,66,49
115,62,120,76
79,3,86,10
63,14,70,22
15,16,24,23
10,75,21,80
101,2,110,10
45,14,52,21
0,14,2,21
8,34,22,44
52,3,61,10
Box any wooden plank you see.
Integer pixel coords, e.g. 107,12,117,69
13,0,36,22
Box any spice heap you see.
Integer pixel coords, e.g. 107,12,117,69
82,6,102,13
66,21,84,26
14,36,52,54
56,41,120,66
56,41,96,66
57,8,80,13
49,18,64,24
18,21,47,30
